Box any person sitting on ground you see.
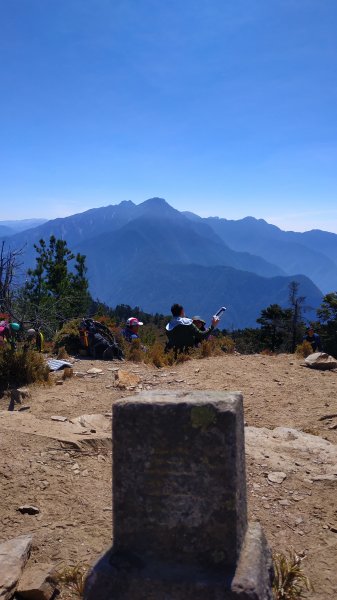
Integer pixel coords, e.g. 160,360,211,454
303,326,322,353
166,304,219,352
122,317,143,342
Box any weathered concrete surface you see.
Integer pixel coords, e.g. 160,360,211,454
84,390,273,599
0,534,32,600
113,390,247,568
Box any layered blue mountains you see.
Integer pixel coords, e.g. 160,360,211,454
2,198,335,328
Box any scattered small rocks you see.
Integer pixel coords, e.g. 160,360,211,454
267,472,287,484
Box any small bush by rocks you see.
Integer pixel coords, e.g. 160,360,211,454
0,348,50,391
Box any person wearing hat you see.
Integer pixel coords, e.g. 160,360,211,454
192,316,206,332
122,317,144,342
303,325,322,353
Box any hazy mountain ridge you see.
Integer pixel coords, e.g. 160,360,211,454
0,198,329,327
0,218,48,235
85,261,321,329
183,213,337,293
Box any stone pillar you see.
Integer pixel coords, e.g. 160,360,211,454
84,390,273,600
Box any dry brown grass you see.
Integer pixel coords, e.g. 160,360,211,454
295,341,313,358
125,338,144,362
144,342,175,368
272,550,312,599
56,563,89,597
57,345,70,360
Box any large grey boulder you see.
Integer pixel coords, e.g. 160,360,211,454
0,534,32,600
305,352,337,370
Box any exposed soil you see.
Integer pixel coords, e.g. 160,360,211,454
1,353,337,598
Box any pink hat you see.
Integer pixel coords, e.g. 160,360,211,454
127,317,143,327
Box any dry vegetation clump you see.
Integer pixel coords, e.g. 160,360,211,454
56,563,89,598
145,342,175,368
260,348,275,356
272,550,312,599
57,345,70,360
220,335,236,353
198,337,227,358
53,319,82,355
295,341,313,358
0,348,50,390
126,333,234,367
175,351,192,364
125,338,144,362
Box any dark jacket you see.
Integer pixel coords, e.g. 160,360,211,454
166,317,214,350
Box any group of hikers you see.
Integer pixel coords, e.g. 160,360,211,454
120,304,324,356
78,304,220,360
0,306,323,360
0,319,44,352
122,304,221,354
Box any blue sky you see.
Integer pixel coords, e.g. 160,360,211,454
1,0,337,232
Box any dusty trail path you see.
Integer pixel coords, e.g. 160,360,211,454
1,352,337,598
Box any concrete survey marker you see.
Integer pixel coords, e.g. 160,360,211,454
85,390,273,599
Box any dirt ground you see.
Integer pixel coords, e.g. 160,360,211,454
1,352,337,598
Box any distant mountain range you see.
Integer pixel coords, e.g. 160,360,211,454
2,198,334,328
0,219,47,237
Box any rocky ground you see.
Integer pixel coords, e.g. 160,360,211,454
1,352,337,598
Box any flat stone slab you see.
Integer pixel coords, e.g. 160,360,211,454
0,411,111,448
245,426,337,478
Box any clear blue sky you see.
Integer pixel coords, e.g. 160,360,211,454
1,0,337,232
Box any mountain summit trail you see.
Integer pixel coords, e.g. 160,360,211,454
1,352,337,598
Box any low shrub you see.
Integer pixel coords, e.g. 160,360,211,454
57,346,69,360
198,336,227,359
221,335,236,354
125,338,144,363
145,342,175,368
0,348,50,391
53,319,82,355
295,341,312,358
